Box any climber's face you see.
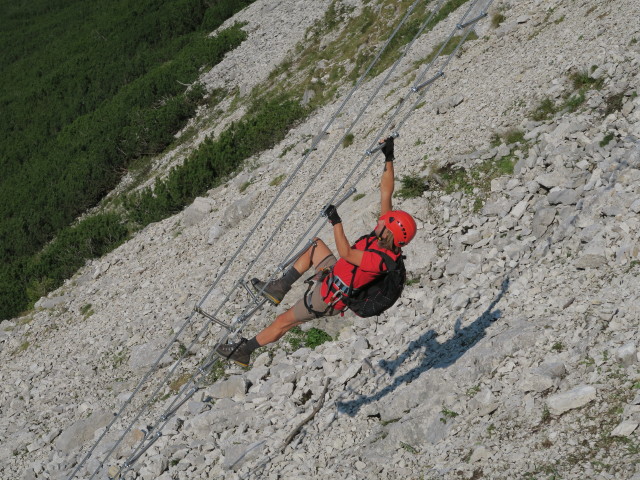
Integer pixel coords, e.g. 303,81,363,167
374,218,386,237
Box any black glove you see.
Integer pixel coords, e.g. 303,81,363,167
323,204,342,226
380,136,395,162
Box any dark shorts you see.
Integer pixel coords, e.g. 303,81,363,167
291,254,343,322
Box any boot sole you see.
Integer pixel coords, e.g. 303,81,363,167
216,351,249,367
250,280,282,306
261,292,282,306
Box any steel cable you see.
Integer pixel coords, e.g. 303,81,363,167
68,2,440,478
117,1,494,476
115,1,452,476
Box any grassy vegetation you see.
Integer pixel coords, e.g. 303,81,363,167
604,92,625,116
396,174,428,199
169,373,192,393
287,326,332,350
492,12,506,28
239,181,253,193
599,132,615,147
342,133,355,148
80,304,95,319
269,174,287,187
352,193,366,202
491,128,526,146
415,31,479,69
523,373,640,479
266,0,474,110
432,147,518,213
438,154,515,194
529,70,605,122
530,97,558,122
400,441,419,454
1,0,481,321
123,96,305,226
204,360,228,385
440,407,459,423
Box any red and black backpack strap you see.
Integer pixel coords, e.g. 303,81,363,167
345,231,377,294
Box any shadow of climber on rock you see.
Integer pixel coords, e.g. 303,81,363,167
336,277,510,416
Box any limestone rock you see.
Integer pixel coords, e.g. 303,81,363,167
546,385,597,415
616,342,637,366
574,241,607,269
209,375,247,399
531,207,556,238
128,341,173,371
183,197,214,227
610,421,639,437
55,411,114,454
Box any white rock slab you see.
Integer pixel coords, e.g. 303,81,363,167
547,385,596,415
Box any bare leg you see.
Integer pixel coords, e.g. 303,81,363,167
292,238,333,274
253,238,334,347
255,308,301,346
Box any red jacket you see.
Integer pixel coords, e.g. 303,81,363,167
321,234,401,310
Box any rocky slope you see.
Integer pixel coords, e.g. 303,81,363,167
2,0,640,479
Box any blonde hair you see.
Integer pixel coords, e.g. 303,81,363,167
377,231,401,254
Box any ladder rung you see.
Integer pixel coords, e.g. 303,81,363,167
412,71,444,93
194,307,232,330
241,280,260,303
457,12,487,30
365,132,399,156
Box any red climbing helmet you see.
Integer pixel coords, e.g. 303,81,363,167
379,210,417,247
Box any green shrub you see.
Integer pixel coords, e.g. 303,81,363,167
492,12,506,28
570,71,604,91
604,92,625,116
0,1,255,320
342,133,355,148
504,129,526,145
599,132,615,147
396,174,428,198
305,328,332,348
489,133,502,147
564,91,586,112
491,129,526,147
270,174,287,186
440,407,459,423
530,97,557,121
495,155,515,175
125,96,306,226
419,31,479,67
437,165,474,195
287,326,332,350
24,213,129,308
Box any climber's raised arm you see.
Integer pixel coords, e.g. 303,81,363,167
324,205,363,266
379,136,395,216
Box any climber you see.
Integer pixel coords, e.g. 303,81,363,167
216,136,417,366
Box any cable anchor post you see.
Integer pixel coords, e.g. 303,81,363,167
365,132,399,156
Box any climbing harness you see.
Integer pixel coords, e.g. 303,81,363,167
302,267,336,318
68,1,495,478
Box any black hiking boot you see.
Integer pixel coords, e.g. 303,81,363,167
250,277,289,306
216,338,251,367
251,267,301,306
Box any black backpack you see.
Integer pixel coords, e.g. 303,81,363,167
343,248,407,318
